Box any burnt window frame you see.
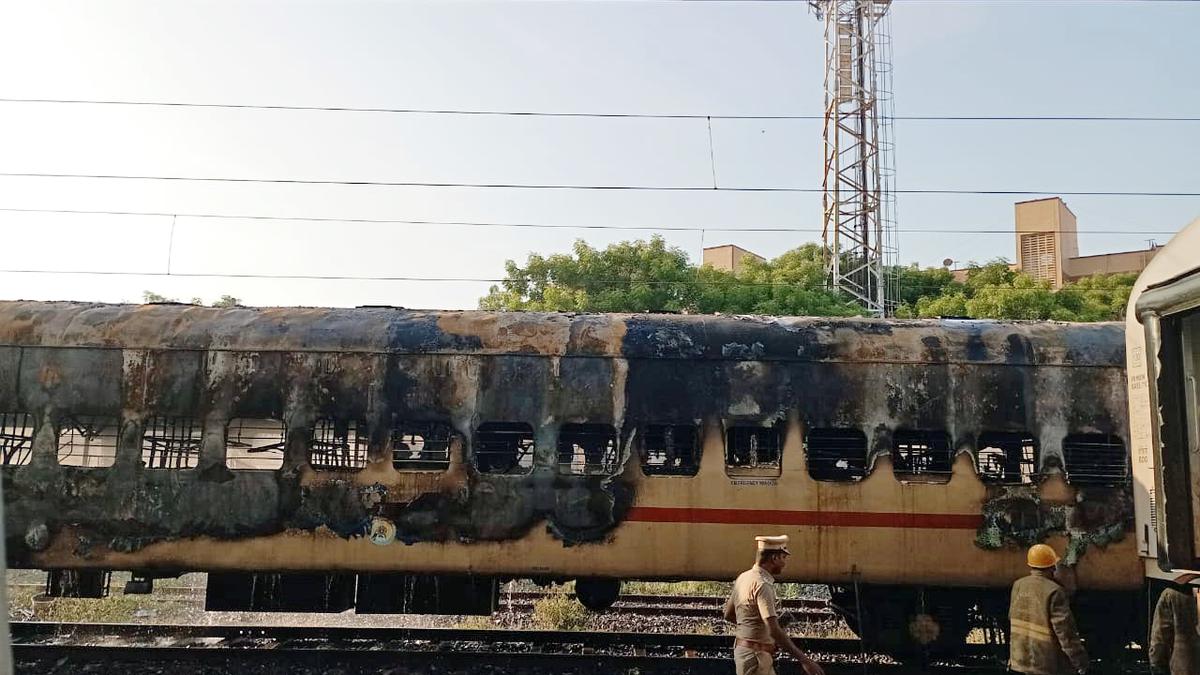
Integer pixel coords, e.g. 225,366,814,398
58,415,121,468
391,420,456,472
226,418,288,471
891,429,954,483
309,418,370,471
805,427,868,482
557,423,620,475
1062,433,1128,487
975,432,1039,485
472,421,535,475
639,423,701,477
1,412,35,466
724,423,784,477
141,416,203,469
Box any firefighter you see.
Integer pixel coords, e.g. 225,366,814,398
1008,544,1089,675
722,535,824,675
1149,582,1199,675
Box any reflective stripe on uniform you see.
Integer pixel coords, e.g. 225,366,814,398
1010,618,1054,642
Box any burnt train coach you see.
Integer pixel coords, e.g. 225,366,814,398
0,301,1141,653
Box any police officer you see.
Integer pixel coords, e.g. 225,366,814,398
1149,581,1199,675
1008,544,1089,675
723,535,824,675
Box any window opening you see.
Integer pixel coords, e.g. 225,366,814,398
557,423,619,475
976,432,1038,484
892,430,953,482
392,421,454,471
805,428,868,482
640,424,700,476
310,418,369,471
473,422,534,474
141,416,202,469
58,416,120,467
1062,434,1127,487
227,418,287,470
725,425,782,472
1,412,35,466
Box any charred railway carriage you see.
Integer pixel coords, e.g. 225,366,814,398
0,301,1141,650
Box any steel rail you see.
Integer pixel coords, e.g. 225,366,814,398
10,643,1007,675
9,621,994,657
9,622,1016,674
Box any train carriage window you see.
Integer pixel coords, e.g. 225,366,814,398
392,421,454,471
725,425,783,474
805,428,868,482
557,423,619,475
310,418,369,471
473,422,535,474
226,418,286,471
640,424,700,476
976,432,1038,484
1,412,35,466
141,416,202,469
58,416,119,467
1063,434,1128,487
892,430,953,483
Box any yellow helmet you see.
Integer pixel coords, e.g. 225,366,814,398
1027,544,1060,569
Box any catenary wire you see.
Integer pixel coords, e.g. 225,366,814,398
0,206,1182,236
0,268,1145,294
1,172,1197,197
1,97,1197,122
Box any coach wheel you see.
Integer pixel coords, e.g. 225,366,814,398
575,578,622,611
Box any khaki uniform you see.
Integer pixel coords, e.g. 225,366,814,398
729,565,780,675
1008,571,1089,675
1149,586,1200,675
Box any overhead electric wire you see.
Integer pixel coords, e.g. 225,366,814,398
0,267,1140,295
0,206,1181,236
1,172,1196,197
1,97,1196,122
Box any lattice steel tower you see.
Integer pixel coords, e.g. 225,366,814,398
809,0,898,316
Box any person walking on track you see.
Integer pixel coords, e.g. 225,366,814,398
1008,543,1089,675
1149,581,1199,675
723,535,824,675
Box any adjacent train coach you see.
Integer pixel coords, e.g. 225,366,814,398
1,301,1142,654
1127,216,1200,579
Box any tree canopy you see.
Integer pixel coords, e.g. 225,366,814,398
478,239,1137,322
894,260,1137,321
478,237,859,316
142,291,242,308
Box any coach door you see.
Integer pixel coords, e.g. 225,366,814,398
1137,269,1200,572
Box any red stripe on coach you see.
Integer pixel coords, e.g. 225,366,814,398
624,506,984,530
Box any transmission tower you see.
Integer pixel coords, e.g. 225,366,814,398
810,0,898,316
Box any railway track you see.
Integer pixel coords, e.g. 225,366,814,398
10,584,834,620
10,621,1009,674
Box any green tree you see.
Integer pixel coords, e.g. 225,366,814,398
480,238,857,316
141,291,243,307
142,291,176,303
895,264,957,308
479,237,698,313
896,261,1135,322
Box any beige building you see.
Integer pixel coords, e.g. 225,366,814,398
1013,197,1160,288
702,244,765,274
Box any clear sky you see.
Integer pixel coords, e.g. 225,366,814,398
0,0,1197,310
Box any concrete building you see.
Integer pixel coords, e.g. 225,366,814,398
702,244,765,274
1015,197,1079,287
1012,197,1160,288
